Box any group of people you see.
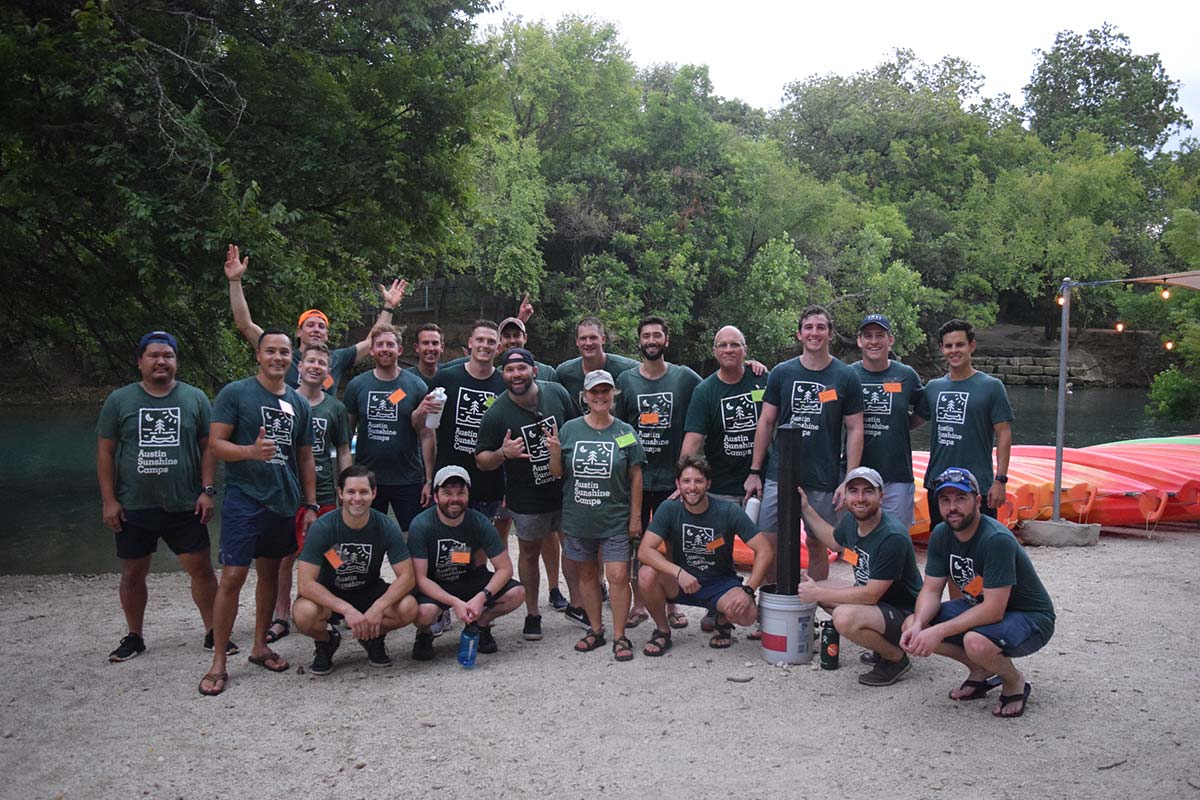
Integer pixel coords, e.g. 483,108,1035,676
95,244,1055,718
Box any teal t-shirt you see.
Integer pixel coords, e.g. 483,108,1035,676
916,371,1014,489
763,356,864,490
475,381,579,514
212,376,313,516
298,508,408,594
832,512,922,610
851,360,923,484
555,353,641,413
648,497,758,580
406,507,505,584
309,394,350,505
615,363,702,492
440,355,558,383
404,365,439,392
430,364,507,504
342,370,428,486
558,416,646,540
925,515,1055,640
287,345,356,392
96,381,211,512
683,369,771,496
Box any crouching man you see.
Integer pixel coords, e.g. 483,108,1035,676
408,467,525,661
796,467,923,686
294,465,418,675
901,468,1055,718
636,456,773,655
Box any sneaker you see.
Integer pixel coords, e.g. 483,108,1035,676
600,583,610,603
477,626,498,654
309,627,341,676
860,650,880,665
430,608,453,638
564,605,590,629
858,654,912,687
359,636,393,668
329,612,345,628
523,614,543,641
700,611,717,633
203,629,240,656
548,587,569,611
412,631,435,661
109,633,146,662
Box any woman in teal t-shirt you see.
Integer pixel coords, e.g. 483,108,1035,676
547,370,645,662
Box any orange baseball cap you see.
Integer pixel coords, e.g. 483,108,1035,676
297,309,329,328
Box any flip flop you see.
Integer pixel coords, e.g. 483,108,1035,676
950,674,1003,701
198,671,228,696
993,682,1032,718
247,652,290,672
668,611,689,629
265,618,290,644
625,609,650,629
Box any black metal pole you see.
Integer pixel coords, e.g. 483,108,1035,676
775,424,804,595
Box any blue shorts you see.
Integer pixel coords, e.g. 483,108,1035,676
933,598,1050,658
470,499,503,520
219,486,295,567
372,483,423,531
672,574,744,612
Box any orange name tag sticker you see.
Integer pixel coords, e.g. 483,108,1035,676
639,412,660,425
818,388,838,403
706,538,724,553
963,575,984,597
387,387,407,405
449,550,471,565
324,548,344,569
883,382,902,393
841,548,859,566
322,375,335,390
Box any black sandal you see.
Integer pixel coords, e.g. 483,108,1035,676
265,618,290,644
643,628,672,657
710,621,733,649
575,628,606,653
613,636,634,662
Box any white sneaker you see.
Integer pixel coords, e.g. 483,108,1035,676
430,608,453,638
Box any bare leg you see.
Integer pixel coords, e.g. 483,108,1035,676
177,550,218,631
118,556,152,634
517,538,544,615
605,561,631,642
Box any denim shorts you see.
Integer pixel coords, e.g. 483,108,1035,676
219,486,295,567
563,533,630,563
933,598,1050,658
672,574,744,612
470,499,503,521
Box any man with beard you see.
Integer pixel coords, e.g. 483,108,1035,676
476,348,578,640
408,467,524,661
223,244,408,391
901,468,1055,718
616,316,701,631
200,330,317,696
344,324,441,529
293,465,418,674
796,467,923,686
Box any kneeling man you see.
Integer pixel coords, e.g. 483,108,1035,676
409,467,525,661
901,468,1055,718
637,456,773,655
294,465,418,675
796,467,923,686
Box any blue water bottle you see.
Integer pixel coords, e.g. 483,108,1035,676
457,623,480,668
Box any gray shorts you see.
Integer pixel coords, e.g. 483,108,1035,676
882,482,916,528
761,480,840,535
708,492,743,505
510,510,562,542
563,533,630,563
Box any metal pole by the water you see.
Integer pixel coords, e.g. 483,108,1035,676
1052,279,1072,521
775,425,804,594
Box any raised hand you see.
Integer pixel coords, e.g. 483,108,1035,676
224,244,248,282
500,429,529,460
380,278,408,309
517,291,534,323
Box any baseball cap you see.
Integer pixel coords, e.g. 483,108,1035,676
499,316,526,334
297,309,330,328
933,468,980,496
858,313,892,332
433,465,471,489
138,331,178,355
583,370,615,390
841,466,884,491
500,348,536,368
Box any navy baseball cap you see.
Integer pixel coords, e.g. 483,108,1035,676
138,331,178,355
858,314,892,332
500,348,536,368
933,468,980,496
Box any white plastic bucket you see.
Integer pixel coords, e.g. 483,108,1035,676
759,591,817,665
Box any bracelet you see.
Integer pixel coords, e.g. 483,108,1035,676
748,467,763,477
676,567,682,582
382,306,396,314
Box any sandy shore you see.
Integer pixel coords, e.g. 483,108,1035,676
1,532,1197,800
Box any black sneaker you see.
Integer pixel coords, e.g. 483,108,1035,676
109,633,145,662
858,654,912,687
860,650,880,665
523,614,543,641
329,612,345,628
309,627,341,676
548,587,569,611
477,626,498,654
359,636,393,668
564,605,590,629
203,629,240,656
412,630,436,661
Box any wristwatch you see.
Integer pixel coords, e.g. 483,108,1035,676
741,585,756,597
202,485,217,497
303,503,320,512
748,467,763,477
995,474,1009,484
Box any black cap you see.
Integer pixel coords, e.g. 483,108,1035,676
500,348,535,368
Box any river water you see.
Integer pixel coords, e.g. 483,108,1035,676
0,387,1194,575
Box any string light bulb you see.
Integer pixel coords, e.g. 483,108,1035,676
1161,285,1171,300
1115,322,1125,332
1056,295,1065,306
1165,340,1175,351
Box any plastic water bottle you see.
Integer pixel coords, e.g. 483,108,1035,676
425,387,447,429
744,496,761,525
457,623,480,668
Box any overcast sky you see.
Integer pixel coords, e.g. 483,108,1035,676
477,0,1198,147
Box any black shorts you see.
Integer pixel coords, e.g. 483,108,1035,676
415,571,521,610
333,581,391,613
372,483,423,530
877,601,912,645
639,489,674,531
116,508,210,560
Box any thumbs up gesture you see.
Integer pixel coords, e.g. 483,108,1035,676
250,426,277,461
500,429,529,460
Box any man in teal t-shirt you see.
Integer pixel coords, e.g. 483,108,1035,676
293,465,418,675
97,331,221,664
555,316,640,414
798,467,923,687
902,468,1055,719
